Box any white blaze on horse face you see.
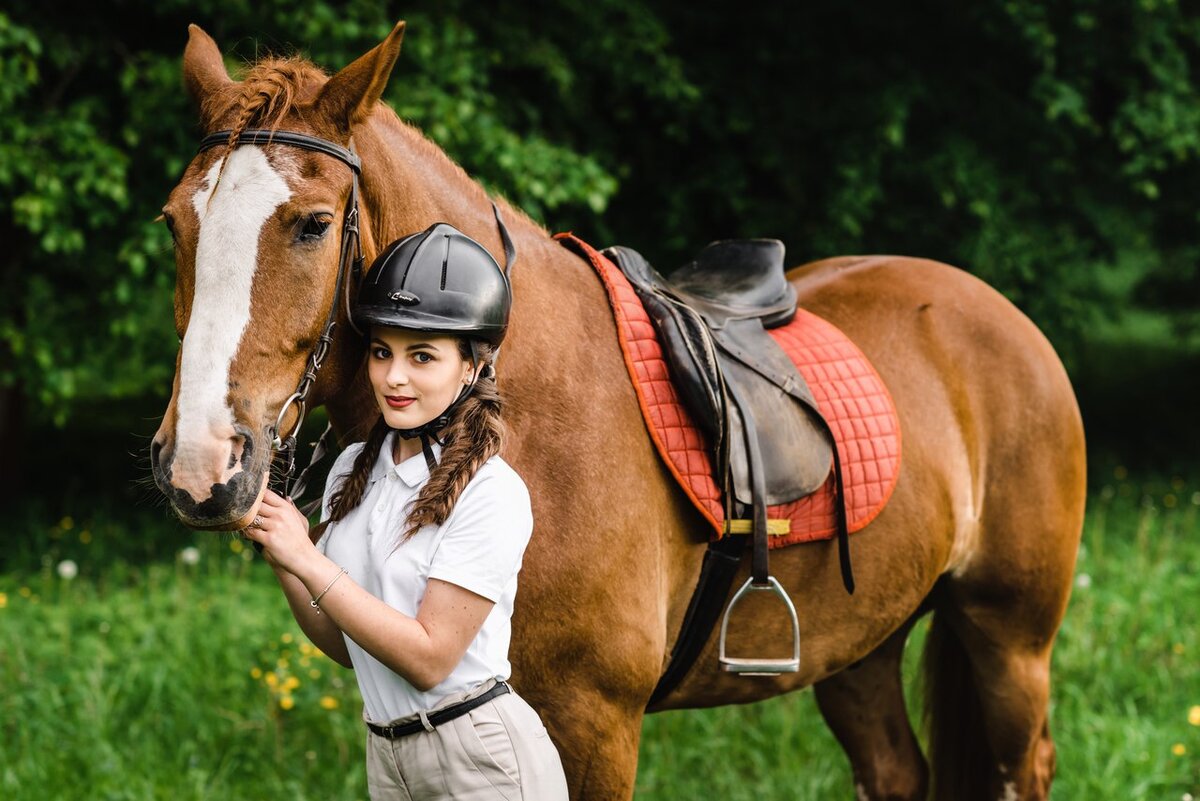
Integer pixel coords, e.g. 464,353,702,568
171,149,291,500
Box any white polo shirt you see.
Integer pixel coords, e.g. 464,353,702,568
315,431,533,723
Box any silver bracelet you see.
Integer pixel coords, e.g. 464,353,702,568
310,567,347,614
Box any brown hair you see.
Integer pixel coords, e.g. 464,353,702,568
310,339,505,545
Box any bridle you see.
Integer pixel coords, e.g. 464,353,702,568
193,127,517,518
197,128,364,510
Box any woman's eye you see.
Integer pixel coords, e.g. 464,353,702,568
413,352,433,364
297,215,332,243
371,346,391,359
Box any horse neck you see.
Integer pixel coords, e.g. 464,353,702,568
357,116,544,266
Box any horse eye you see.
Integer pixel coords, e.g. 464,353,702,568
162,211,177,237
297,214,332,243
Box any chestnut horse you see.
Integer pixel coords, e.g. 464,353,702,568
151,22,1085,801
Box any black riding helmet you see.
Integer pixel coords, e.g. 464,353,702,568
353,222,513,470
354,222,510,346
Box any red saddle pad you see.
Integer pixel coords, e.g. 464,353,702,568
556,233,901,548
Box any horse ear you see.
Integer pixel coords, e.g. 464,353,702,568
317,21,405,133
183,24,234,126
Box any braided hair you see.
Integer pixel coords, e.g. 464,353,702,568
310,339,505,546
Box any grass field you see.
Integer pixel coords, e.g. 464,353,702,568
2,473,1198,800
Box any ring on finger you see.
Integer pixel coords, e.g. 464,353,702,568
249,515,265,530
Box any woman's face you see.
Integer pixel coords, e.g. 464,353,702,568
367,327,474,430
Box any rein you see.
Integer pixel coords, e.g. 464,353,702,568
194,127,517,528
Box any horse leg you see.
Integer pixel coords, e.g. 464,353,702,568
814,615,928,801
925,593,1061,801
539,688,645,800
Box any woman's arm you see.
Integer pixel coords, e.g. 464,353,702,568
249,489,493,691
270,564,354,669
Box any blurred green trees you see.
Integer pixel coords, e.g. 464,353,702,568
2,0,1198,431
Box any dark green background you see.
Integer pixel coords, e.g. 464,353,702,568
3,0,1198,523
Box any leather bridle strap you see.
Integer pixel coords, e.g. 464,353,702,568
197,128,364,511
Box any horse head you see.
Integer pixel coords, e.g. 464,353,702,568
151,23,404,530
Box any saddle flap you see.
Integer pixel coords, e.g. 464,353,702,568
718,320,833,505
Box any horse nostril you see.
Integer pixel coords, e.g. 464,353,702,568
229,435,245,470
230,428,256,471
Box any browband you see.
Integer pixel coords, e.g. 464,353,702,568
199,128,362,173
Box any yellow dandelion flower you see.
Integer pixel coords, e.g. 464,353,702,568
299,656,311,668
60,516,74,530
283,676,300,691
250,667,263,680
79,530,92,544
1172,743,1186,756
230,539,244,554
309,669,321,680
299,643,313,656
265,673,279,688
1189,706,1200,727
18,587,32,598
1174,643,1186,655
279,696,295,711
277,658,289,670
319,696,338,710
281,633,294,644
0,593,7,609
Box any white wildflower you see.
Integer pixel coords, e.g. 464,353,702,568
180,546,201,565
56,560,78,580
1074,573,1092,589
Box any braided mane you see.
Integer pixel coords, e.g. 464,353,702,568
203,56,329,194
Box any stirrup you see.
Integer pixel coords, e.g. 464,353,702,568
718,575,801,675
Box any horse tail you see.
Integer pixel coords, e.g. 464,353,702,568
921,608,992,801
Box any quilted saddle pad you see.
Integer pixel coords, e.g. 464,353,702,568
556,233,901,548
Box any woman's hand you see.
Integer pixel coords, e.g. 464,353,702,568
242,489,318,578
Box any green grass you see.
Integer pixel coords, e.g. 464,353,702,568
2,476,1198,799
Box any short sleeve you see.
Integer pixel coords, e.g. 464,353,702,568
426,467,533,603
315,442,364,553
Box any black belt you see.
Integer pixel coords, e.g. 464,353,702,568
366,681,511,739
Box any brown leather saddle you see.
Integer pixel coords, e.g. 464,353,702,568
602,239,855,702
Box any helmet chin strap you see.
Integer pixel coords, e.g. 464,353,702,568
395,341,486,472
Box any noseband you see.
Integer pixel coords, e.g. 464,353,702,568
197,128,364,507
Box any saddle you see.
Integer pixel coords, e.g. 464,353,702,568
605,241,833,509
604,240,854,685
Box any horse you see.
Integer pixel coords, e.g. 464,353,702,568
150,22,1086,801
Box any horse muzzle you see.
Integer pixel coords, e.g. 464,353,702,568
151,424,272,530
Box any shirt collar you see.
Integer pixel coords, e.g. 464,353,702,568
370,430,442,488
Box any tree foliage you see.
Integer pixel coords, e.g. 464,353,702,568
2,1,1198,426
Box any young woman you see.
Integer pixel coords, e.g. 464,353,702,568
243,222,568,800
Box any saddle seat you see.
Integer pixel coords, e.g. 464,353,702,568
605,240,834,510
667,239,798,328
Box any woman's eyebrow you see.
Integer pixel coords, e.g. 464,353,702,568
405,342,437,351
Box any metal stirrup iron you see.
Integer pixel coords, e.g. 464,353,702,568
716,379,801,675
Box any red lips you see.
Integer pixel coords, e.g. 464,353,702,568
385,395,415,408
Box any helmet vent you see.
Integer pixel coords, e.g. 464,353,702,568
440,234,451,290
388,290,420,305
